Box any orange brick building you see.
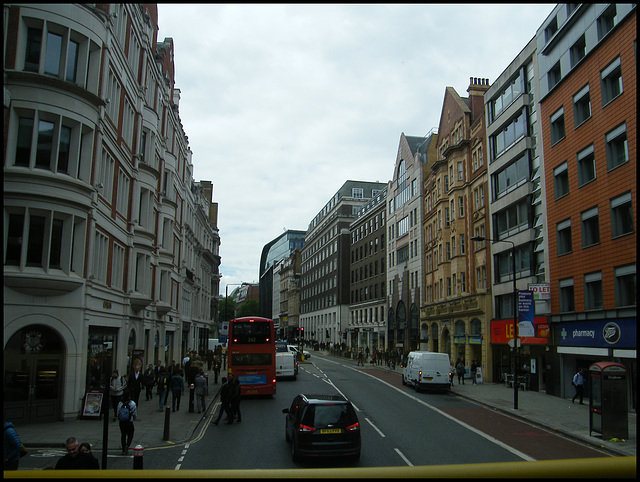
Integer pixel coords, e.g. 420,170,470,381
537,4,636,408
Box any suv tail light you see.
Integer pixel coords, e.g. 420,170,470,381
345,422,360,432
298,424,316,433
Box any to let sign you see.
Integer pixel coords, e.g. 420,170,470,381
528,283,550,300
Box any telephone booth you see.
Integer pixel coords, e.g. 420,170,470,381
588,362,628,439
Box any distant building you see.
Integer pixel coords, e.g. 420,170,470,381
279,250,302,341
258,230,305,321
387,131,437,352
483,36,550,389
348,188,387,351
536,4,636,406
301,180,387,346
421,79,493,377
3,4,220,424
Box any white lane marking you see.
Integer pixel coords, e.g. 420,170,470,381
365,417,386,437
395,448,413,466
317,357,536,462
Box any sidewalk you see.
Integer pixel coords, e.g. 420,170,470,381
16,366,222,452
326,350,636,458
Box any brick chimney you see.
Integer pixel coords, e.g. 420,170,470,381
467,77,490,123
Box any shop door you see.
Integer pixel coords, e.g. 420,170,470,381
4,356,62,424
4,325,64,424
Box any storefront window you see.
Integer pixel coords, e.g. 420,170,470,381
87,328,117,388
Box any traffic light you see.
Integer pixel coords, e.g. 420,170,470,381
300,327,304,338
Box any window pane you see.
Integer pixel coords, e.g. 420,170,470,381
25,28,42,72
5,214,25,266
27,215,46,266
66,40,79,82
44,32,62,75
58,126,71,173
16,117,34,166
49,218,63,269
36,120,54,169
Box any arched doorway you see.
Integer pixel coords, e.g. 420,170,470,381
4,324,65,424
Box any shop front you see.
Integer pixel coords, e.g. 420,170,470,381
490,317,550,391
556,318,636,411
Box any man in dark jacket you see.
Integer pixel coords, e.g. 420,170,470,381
229,378,242,423
55,437,97,470
211,377,231,425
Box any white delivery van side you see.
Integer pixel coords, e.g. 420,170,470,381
402,351,451,392
275,352,297,380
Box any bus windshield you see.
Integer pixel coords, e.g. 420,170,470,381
231,320,272,344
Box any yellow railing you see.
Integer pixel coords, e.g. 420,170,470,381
5,456,635,478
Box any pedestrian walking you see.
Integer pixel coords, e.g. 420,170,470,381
3,421,25,470
229,377,242,423
357,350,364,367
109,370,126,421
157,367,169,411
116,390,137,455
79,443,99,469
128,359,144,407
154,360,164,394
144,364,156,401
572,368,585,405
456,359,465,385
194,369,207,413
471,359,479,385
170,369,185,411
206,349,214,371
213,356,220,384
55,437,97,469
212,377,231,425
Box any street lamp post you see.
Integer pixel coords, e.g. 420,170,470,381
471,235,519,410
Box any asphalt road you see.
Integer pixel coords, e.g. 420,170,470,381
18,352,609,472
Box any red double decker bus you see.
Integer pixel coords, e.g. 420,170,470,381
227,316,276,396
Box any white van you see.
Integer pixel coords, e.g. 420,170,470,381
402,351,451,392
207,338,226,352
276,342,298,380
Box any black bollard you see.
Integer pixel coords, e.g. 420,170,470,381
133,445,144,469
163,406,170,440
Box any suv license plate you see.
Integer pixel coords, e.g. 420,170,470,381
320,428,341,434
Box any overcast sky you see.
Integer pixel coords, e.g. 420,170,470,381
156,4,554,296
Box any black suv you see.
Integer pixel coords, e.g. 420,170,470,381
282,394,361,461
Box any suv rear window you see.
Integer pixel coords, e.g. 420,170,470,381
301,404,356,428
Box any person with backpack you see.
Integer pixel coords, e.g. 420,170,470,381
110,370,126,421
116,390,137,455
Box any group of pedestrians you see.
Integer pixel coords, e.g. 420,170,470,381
211,373,242,425
105,352,216,456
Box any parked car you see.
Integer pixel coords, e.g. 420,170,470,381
287,345,311,359
283,394,361,462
